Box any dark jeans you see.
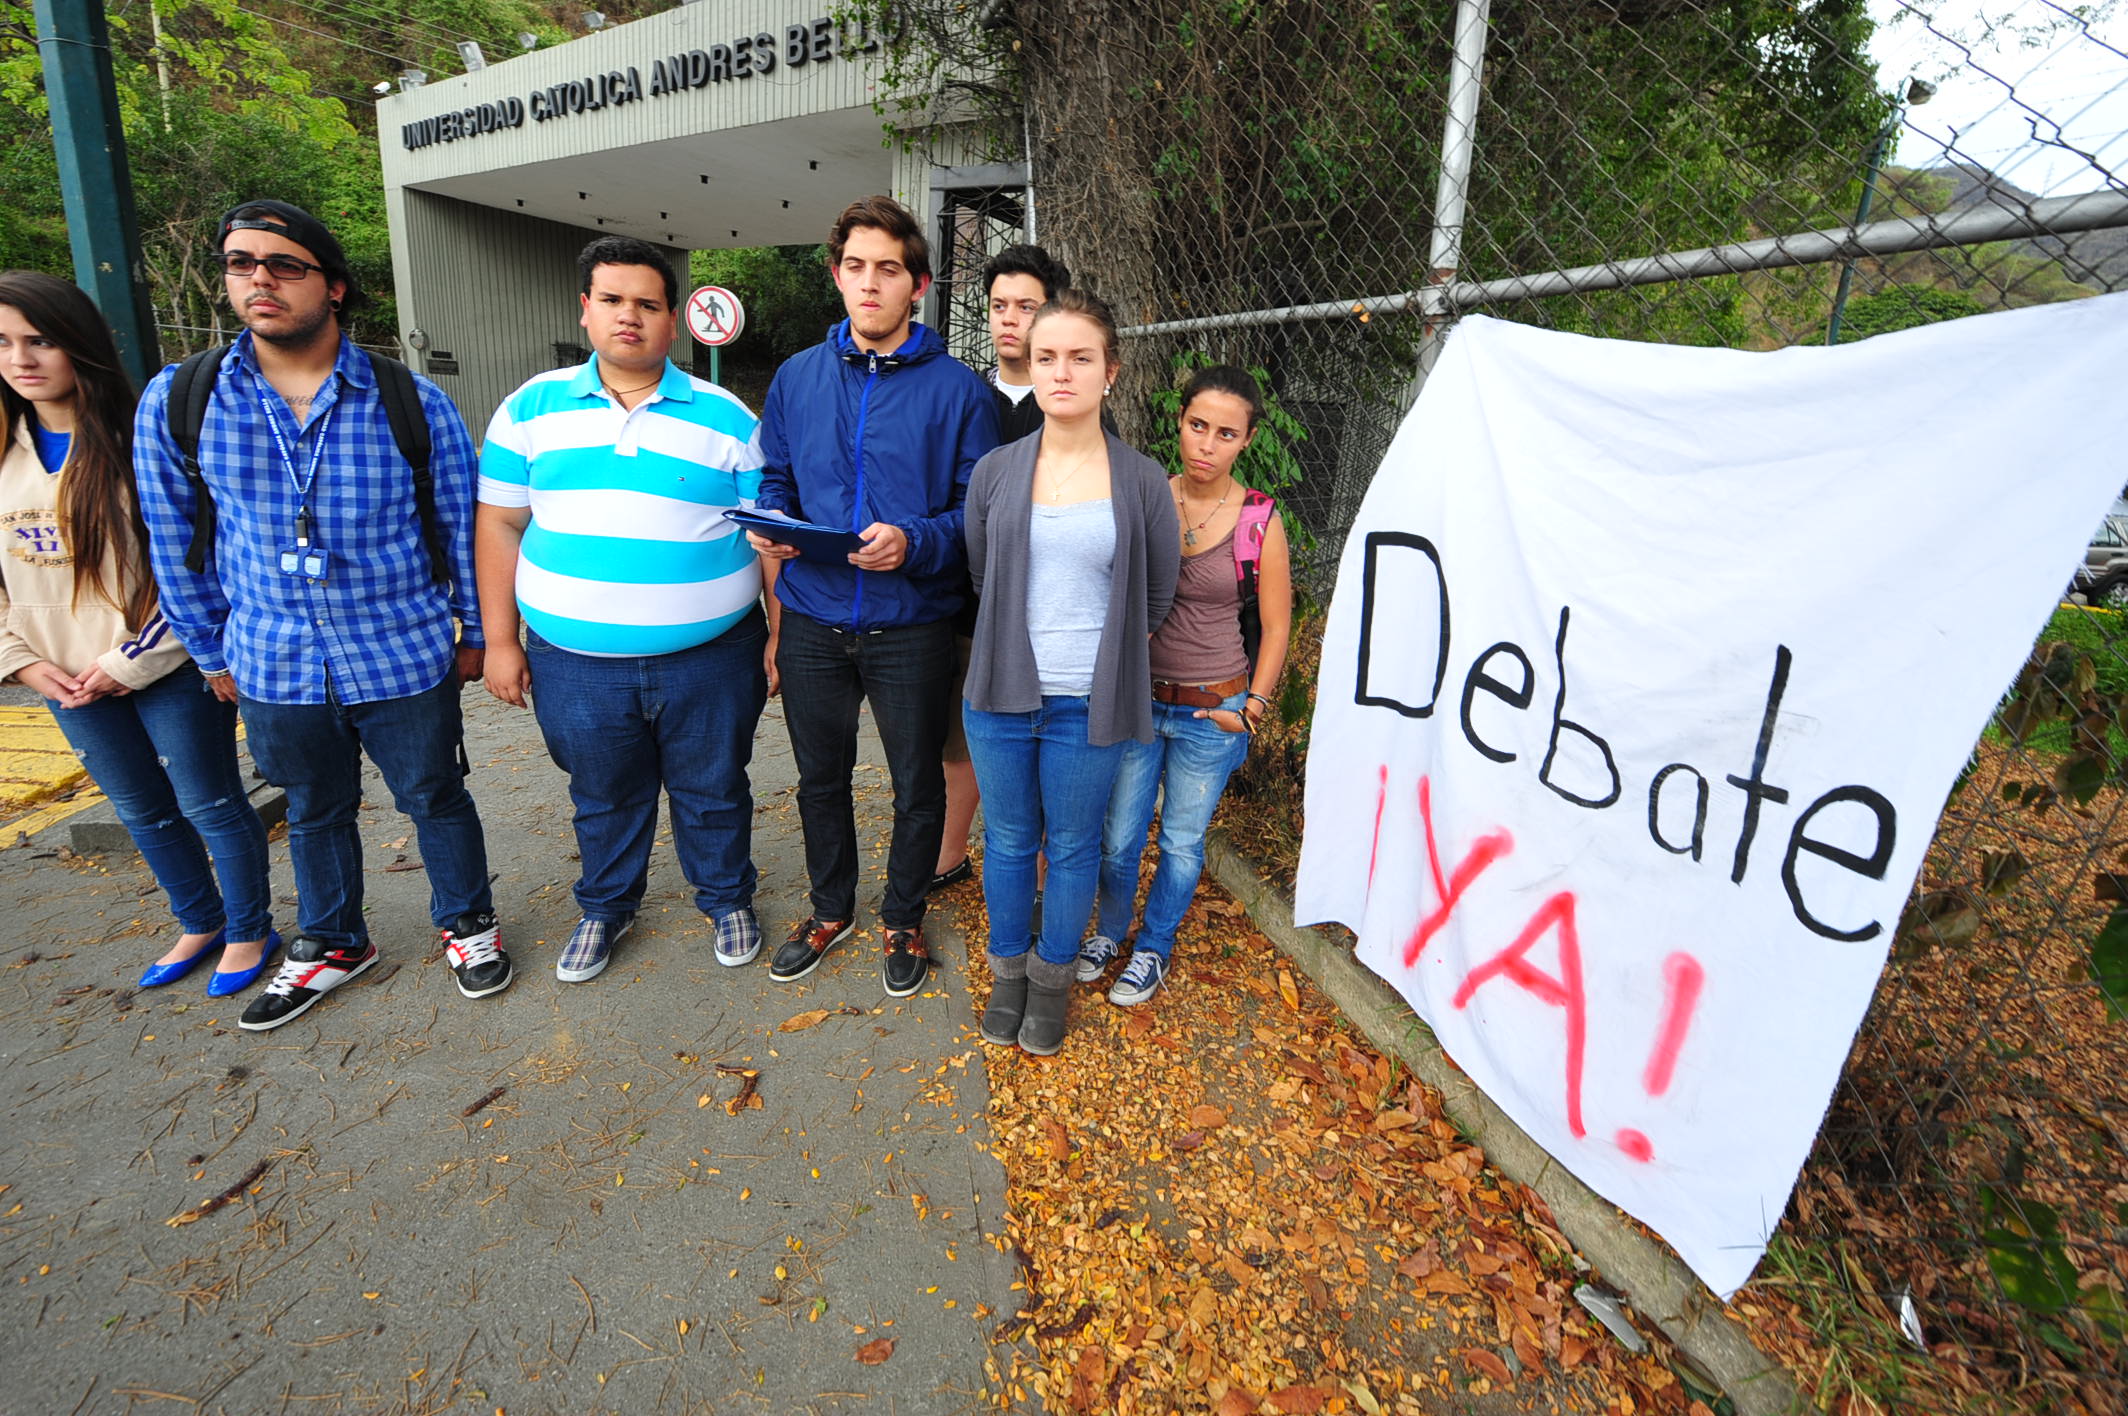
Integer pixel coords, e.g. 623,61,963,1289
241,672,492,949
526,610,768,923
775,611,954,930
47,670,272,940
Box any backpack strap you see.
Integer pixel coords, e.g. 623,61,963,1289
1233,489,1277,673
365,351,450,585
167,346,230,575
1233,488,1277,595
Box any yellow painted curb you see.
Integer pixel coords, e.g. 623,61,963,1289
3,783,106,846
0,704,87,817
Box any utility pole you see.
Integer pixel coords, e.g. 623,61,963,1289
34,0,160,388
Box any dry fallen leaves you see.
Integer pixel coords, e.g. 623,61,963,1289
779,1004,861,1032
967,853,1693,1415
854,1337,895,1365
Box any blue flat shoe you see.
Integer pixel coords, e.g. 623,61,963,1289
137,928,226,988
206,930,282,998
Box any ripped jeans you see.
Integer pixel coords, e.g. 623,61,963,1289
47,669,272,940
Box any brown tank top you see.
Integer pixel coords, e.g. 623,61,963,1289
1149,524,1247,684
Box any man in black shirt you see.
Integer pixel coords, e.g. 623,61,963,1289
978,244,1073,447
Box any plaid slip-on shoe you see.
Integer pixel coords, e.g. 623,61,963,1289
712,907,762,967
556,915,634,984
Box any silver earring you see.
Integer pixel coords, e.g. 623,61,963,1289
1103,384,1112,396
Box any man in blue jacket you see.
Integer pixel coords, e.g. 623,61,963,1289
748,195,999,997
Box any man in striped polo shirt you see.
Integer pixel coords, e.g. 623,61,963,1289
475,236,774,983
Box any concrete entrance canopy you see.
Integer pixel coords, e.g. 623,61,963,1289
376,0,937,426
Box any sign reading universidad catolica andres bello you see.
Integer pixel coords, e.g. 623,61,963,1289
399,7,903,152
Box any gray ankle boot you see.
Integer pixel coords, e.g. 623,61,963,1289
1018,956,1074,1055
981,951,1028,1045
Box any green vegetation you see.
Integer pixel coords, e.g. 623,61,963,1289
0,0,658,353
1142,351,1313,550
688,245,846,367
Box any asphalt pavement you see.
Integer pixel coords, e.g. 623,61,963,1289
0,686,1019,1415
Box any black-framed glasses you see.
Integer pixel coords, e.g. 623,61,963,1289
215,251,327,281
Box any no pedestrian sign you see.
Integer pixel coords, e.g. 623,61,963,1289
687,285,746,347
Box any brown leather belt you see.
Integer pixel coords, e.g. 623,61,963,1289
1151,674,1250,709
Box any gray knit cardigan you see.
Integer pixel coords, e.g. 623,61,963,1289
962,429,1180,746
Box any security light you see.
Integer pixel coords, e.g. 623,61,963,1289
582,10,606,29
399,68,428,89
371,79,392,95
1904,78,1937,106
458,40,487,71
517,31,539,50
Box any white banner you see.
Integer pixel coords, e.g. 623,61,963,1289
1295,297,2128,1298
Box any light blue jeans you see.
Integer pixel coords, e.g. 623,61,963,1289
963,695,1128,967
1096,692,1251,959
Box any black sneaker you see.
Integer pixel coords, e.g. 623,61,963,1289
882,928,930,997
767,916,853,983
443,911,513,999
238,936,377,1032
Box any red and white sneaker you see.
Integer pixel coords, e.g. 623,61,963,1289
238,937,377,1031
443,911,513,999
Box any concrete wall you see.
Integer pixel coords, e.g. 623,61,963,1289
388,188,688,433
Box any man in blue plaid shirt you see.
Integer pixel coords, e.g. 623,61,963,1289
133,200,510,1032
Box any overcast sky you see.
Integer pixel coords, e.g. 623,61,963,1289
1870,0,2127,195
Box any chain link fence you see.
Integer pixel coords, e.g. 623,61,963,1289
897,0,2128,1407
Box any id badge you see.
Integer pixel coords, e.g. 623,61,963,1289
279,544,328,579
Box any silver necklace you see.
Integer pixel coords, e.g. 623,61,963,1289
1177,481,1232,548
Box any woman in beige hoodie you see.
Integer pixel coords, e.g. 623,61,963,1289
0,272,275,993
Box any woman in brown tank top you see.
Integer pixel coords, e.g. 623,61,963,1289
1078,365,1294,1005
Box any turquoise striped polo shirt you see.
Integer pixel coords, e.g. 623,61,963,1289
479,358,765,657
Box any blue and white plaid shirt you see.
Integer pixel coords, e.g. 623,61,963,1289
134,333,483,706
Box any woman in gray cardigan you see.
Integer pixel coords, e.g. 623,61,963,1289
962,289,1180,1056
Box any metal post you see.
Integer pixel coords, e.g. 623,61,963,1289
34,0,160,388
1826,109,1900,346
710,345,720,387
1406,0,1492,406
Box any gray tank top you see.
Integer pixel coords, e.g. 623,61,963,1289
1026,499,1116,696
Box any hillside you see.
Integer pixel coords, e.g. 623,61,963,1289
1927,161,2128,292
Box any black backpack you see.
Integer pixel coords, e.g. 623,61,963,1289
166,346,450,584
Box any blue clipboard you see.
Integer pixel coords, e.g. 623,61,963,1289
726,508,866,562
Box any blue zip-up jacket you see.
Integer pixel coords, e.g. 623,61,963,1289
757,320,999,631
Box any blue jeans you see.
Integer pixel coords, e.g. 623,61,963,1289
1097,693,1251,959
47,670,271,940
963,695,1128,967
241,671,492,948
526,610,768,922
776,612,955,930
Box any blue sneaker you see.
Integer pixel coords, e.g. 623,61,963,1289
557,915,633,983
713,907,762,967
1108,950,1168,1006
1075,933,1121,983
207,930,283,998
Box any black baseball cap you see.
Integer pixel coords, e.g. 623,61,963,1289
217,199,362,310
